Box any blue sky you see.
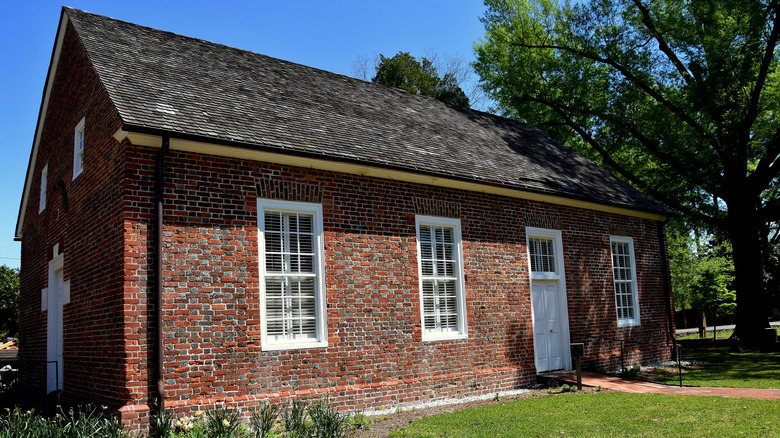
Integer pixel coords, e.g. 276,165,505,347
0,1,488,270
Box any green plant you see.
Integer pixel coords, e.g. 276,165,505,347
560,384,577,393
308,398,351,438
59,405,124,437
149,408,174,438
0,405,126,438
624,364,641,380
250,402,280,438
205,405,241,438
283,400,310,438
0,408,50,438
347,411,370,431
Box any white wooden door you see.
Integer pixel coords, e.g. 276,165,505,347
47,265,64,393
532,280,563,372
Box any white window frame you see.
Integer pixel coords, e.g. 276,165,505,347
610,236,641,327
73,117,85,180
525,228,565,281
415,215,467,341
257,199,327,351
39,164,47,213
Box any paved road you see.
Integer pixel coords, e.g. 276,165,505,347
676,321,779,337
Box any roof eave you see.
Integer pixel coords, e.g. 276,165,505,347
116,124,670,221
15,9,71,240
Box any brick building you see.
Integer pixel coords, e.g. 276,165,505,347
16,7,674,430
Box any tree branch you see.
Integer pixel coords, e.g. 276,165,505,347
511,40,719,151
749,128,780,190
526,95,721,227
597,111,722,197
744,2,780,135
760,198,780,222
547,100,723,197
632,0,696,86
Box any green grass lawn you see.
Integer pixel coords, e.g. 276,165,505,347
653,341,780,388
390,392,780,437
676,330,734,341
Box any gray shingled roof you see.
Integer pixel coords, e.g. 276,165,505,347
65,7,665,215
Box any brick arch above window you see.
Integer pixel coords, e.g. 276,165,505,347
254,177,324,204
412,198,460,218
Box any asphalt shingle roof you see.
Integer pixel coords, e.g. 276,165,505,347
65,7,665,215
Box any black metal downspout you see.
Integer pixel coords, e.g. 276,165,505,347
658,218,676,357
155,137,169,409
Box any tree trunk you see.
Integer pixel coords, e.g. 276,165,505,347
728,204,771,344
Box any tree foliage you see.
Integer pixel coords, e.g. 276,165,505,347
474,0,780,341
669,221,735,326
0,265,19,338
372,51,471,107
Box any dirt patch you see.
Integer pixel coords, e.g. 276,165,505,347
354,387,604,438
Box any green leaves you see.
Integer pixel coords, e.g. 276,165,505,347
0,266,19,339
474,0,780,339
474,0,780,221
372,52,470,107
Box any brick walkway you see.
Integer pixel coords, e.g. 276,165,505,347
544,370,780,399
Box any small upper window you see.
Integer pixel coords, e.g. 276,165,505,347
528,237,556,274
73,117,85,180
39,164,47,213
611,236,640,327
526,228,564,281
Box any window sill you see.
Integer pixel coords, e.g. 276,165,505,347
617,320,641,328
261,340,328,351
422,332,468,343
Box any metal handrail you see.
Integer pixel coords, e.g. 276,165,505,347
580,336,683,387
14,359,61,393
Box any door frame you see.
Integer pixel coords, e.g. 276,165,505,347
47,250,65,393
526,227,572,372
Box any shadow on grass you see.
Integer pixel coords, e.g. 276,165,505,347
654,340,780,389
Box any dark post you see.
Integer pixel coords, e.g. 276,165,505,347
698,311,707,339
570,343,585,390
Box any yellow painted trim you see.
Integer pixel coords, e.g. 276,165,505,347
113,129,667,222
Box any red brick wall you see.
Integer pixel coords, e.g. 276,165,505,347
115,145,673,426
20,21,673,434
18,21,127,407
